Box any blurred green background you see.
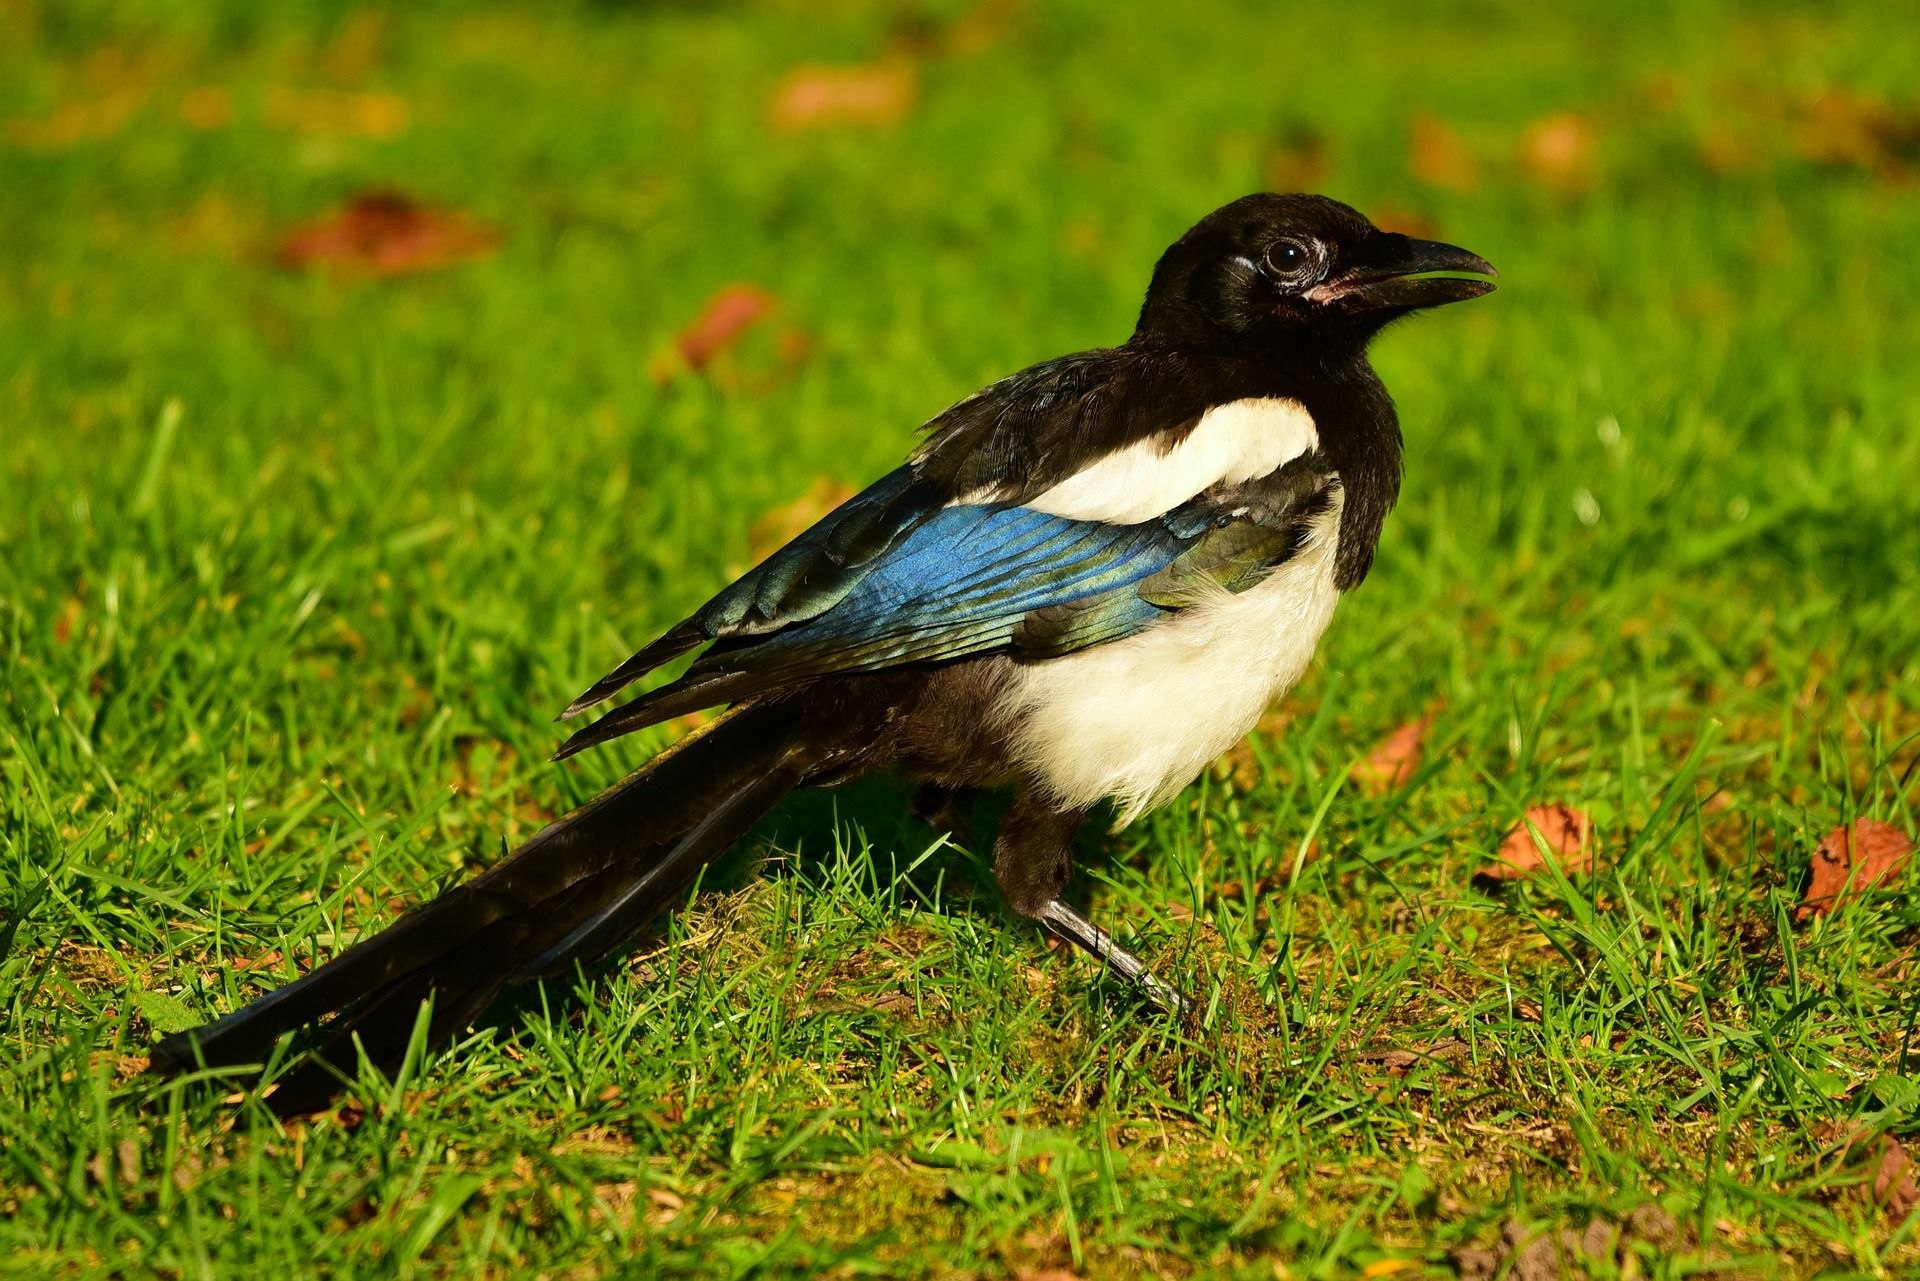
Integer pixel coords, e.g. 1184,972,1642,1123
3,1,1919,1277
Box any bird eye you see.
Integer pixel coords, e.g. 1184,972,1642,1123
1262,238,1319,284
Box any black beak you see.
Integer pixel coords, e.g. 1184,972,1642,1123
1312,233,1498,311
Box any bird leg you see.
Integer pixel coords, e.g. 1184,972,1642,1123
992,790,1191,1015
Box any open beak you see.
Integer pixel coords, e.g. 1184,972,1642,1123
1310,234,1498,311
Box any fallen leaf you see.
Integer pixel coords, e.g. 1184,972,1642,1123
769,62,917,133
1799,818,1914,920
746,476,858,562
1265,124,1333,191
1874,1136,1919,1216
1519,112,1597,191
1479,804,1594,882
276,191,497,277
231,949,284,973
647,283,784,386
1355,716,1430,794
1409,113,1478,190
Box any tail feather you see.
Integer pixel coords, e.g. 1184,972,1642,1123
150,697,834,1112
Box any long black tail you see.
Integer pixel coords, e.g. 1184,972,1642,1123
151,697,838,1114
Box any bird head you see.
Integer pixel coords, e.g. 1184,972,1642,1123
1133,193,1496,353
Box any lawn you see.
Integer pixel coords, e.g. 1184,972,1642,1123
3,1,1919,1276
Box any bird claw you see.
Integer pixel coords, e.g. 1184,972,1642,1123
1036,898,1192,1017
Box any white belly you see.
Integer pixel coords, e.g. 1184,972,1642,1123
994,496,1345,826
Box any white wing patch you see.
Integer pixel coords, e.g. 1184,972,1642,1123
960,396,1320,523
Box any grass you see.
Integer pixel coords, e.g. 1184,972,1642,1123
3,0,1920,1276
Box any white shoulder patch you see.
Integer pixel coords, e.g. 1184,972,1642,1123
968,396,1318,524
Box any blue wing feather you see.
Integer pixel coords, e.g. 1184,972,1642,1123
554,463,1338,761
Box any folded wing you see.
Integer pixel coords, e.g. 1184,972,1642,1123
555,458,1339,760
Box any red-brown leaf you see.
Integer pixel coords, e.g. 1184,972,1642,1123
1480,804,1594,882
1799,818,1915,920
672,284,779,372
1875,1136,1919,1217
1409,114,1479,191
276,192,496,277
769,62,917,133
1355,716,1430,795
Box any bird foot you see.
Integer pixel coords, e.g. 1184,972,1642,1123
1036,898,1191,1016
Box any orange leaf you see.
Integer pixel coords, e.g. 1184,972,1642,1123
1876,1137,1920,1217
769,62,917,133
276,191,497,277
1409,113,1478,191
674,284,778,372
1480,804,1594,882
1520,112,1597,191
748,476,857,561
1799,818,1915,920
1355,716,1430,795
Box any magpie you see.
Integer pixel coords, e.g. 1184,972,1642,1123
151,194,1495,1112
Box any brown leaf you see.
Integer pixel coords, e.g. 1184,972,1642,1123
1519,112,1597,191
1355,716,1430,794
747,476,857,561
276,192,497,277
1799,818,1915,920
1479,804,1594,882
1874,1136,1919,1216
1409,113,1478,190
769,62,917,133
